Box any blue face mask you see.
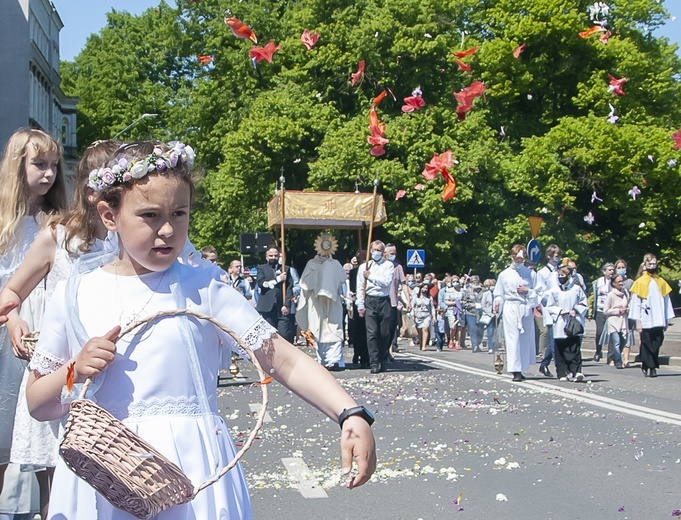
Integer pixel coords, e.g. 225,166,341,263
387,254,396,262
616,268,626,276
371,251,383,262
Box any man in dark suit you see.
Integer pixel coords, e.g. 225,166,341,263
256,246,294,343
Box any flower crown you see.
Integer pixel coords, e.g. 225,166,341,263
88,141,195,192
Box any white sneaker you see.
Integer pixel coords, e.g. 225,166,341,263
559,373,574,381
574,372,585,382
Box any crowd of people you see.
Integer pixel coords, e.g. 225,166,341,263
0,129,376,519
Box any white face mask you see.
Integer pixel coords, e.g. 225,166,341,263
512,261,524,270
371,251,383,262
387,254,396,262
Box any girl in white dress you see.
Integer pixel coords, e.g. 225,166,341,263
0,129,68,517
25,141,376,520
0,140,121,519
493,245,541,381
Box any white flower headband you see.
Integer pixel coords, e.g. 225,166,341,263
88,141,195,192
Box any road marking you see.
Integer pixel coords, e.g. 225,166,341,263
249,403,272,423
281,457,328,498
399,352,681,427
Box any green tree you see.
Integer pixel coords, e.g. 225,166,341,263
61,0,681,280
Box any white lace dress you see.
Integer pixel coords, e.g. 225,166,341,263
0,216,43,515
30,262,275,520
10,226,99,469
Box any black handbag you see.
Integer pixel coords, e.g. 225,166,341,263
564,315,584,337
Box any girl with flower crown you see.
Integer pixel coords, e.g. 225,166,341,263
0,128,68,516
0,139,121,518
24,141,376,519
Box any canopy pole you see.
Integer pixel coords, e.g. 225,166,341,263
279,169,287,300
363,175,379,293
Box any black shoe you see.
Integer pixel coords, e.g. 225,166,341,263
593,354,601,362
370,365,380,374
512,372,524,382
326,363,344,372
360,361,370,369
352,356,359,364
539,365,553,378
649,368,658,377
379,363,387,373
642,367,649,377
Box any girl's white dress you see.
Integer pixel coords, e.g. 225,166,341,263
0,216,43,515
30,261,275,520
11,226,98,469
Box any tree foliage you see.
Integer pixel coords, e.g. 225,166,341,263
61,0,681,279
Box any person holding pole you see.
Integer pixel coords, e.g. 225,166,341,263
256,246,294,343
356,240,394,374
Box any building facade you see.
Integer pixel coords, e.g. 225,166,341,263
0,0,77,166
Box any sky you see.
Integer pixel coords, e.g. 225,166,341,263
52,0,679,62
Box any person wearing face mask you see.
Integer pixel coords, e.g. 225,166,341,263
536,245,563,377
603,274,629,369
543,265,588,381
613,259,634,366
439,275,463,349
356,240,395,373
462,275,485,352
493,245,541,382
256,245,295,343
384,244,409,361
412,283,435,350
590,262,615,362
567,259,587,293
629,253,675,377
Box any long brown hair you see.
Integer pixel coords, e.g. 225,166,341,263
0,128,68,254
49,140,123,253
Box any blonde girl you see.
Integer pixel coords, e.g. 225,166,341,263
0,140,121,519
0,128,67,513
25,141,375,519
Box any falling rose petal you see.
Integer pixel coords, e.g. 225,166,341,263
395,189,406,201
584,212,595,225
608,74,627,96
456,59,472,76
591,191,603,203
527,94,533,100
351,60,365,86
198,55,213,65
224,17,258,43
668,159,678,167
672,128,681,150
300,29,320,50
628,186,641,200
414,183,424,190
513,43,526,58
249,42,282,63
442,179,457,201
500,126,506,137
452,46,478,58
579,25,606,38
648,154,654,162
455,228,467,234
607,103,618,124
639,222,646,228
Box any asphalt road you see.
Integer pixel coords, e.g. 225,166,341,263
217,339,681,520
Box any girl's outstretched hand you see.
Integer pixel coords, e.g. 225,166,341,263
340,416,377,489
74,326,120,382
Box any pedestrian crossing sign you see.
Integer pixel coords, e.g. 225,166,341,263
406,249,425,268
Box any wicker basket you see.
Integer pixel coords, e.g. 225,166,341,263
21,331,39,360
59,309,270,519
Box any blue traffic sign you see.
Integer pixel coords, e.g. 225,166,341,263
527,239,541,265
406,249,426,268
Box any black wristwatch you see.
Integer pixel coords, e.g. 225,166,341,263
338,406,375,429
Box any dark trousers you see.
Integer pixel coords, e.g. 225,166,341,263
365,295,392,368
555,336,582,379
352,305,369,364
390,306,399,348
640,327,664,370
260,309,293,344
595,311,607,355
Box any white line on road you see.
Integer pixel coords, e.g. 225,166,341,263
281,457,329,498
249,403,273,423
399,353,681,427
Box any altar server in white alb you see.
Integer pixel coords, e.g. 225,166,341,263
296,234,347,371
628,253,675,378
493,244,542,382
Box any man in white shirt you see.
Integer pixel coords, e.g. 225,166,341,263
356,240,395,373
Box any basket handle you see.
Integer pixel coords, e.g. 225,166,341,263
77,308,271,498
